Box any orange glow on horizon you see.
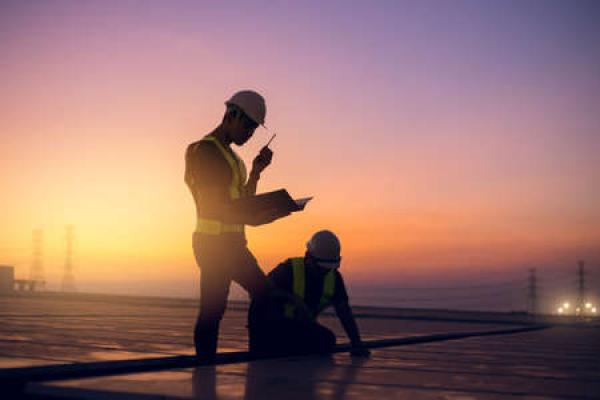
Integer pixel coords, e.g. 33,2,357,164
1,2,599,296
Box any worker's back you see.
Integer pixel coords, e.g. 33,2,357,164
265,257,349,320
185,138,236,219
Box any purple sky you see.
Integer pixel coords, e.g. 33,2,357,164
1,1,599,301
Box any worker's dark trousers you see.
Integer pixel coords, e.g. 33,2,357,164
192,232,268,359
249,318,336,355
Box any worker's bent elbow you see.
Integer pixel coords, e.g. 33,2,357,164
246,209,289,226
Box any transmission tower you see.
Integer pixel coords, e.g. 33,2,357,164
61,225,76,292
527,268,537,315
30,229,45,290
576,260,585,315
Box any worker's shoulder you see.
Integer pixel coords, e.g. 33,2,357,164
277,258,295,270
267,259,294,277
186,138,222,163
187,137,218,154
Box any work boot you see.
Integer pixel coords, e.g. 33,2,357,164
194,321,218,361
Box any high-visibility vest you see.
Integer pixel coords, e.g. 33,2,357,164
283,257,336,320
191,135,247,235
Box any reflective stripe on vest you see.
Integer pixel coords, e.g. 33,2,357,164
283,257,336,320
194,135,247,235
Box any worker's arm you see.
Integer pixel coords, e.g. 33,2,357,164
245,146,273,196
245,171,260,196
188,142,287,226
269,287,313,322
334,301,370,357
198,186,288,226
266,262,313,323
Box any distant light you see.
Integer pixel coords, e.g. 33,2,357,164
576,307,581,313
585,302,592,309
558,308,564,314
593,307,597,314
563,302,570,309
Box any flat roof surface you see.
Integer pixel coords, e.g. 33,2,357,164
1,293,599,399
0,293,508,367
27,326,600,400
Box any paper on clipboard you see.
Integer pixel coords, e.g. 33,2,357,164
293,197,313,210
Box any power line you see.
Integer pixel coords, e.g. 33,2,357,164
576,260,585,313
29,229,45,290
527,268,537,314
61,225,76,293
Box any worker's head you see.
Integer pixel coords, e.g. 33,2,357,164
223,90,266,146
306,230,342,270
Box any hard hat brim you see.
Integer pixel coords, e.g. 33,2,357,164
317,260,341,269
225,100,266,127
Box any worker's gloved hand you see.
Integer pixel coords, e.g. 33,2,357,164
248,207,290,226
350,346,371,358
252,147,273,175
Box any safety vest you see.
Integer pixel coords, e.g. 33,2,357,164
283,257,336,320
193,135,247,235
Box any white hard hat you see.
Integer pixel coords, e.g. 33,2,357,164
306,230,341,269
225,90,266,126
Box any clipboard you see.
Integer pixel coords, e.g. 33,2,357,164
232,189,313,214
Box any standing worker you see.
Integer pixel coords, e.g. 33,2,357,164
251,230,370,357
185,90,290,360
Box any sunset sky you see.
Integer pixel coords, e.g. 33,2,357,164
1,1,599,299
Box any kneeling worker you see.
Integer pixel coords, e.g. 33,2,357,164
251,230,370,357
